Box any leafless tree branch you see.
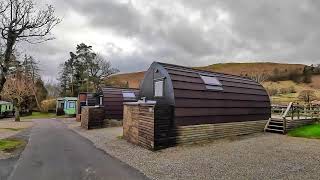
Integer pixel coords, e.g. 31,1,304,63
0,0,61,92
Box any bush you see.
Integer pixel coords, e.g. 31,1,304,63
279,88,289,94
40,99,56,113
289,86,296,93
266,88,278,96
278,86,296,94
298,90,317,103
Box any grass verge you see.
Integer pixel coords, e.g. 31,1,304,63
288,123,320,139
22,112,57,119
0,138,25,152
0,128,24,131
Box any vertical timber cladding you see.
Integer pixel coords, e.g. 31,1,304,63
123,103,156,150
81,106,105,129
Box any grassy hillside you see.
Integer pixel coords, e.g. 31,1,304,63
196,62,305,77
105,71,145,89
107,62,320,105
262,78,320,105
109,62,306,88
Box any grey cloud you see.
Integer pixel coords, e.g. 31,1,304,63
25,0,320,80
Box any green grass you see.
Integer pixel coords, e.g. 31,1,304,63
0,139,25,152
288,123,320,139
0,128,24,131
22,112,57,119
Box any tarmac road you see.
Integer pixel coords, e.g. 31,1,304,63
8,119,148,180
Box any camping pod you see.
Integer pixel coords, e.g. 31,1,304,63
0,101,13,118
123,62,271,150
56,97,78,116
77,92,102,121
101,87,139,120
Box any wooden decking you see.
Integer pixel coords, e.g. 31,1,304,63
266,102,319,134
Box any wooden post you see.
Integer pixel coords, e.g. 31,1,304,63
291,105,294,120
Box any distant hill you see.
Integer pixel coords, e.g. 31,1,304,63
196,62,306,77
107,62,307,89
105,71,145,89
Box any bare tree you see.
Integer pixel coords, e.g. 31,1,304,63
1,71,33,121
0,0,61,92
247,71,269,83
298,90,317,104
88,54,119,92
22,55,41,110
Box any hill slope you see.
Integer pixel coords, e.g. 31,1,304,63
108,62,307,89
197,62,305,77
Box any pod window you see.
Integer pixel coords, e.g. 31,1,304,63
200,75,223,91
123,92,136,98
69,102,75,108
154,80,164,97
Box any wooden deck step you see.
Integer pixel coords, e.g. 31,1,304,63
267,124,284,128
265,118,285,134
265,128,284,133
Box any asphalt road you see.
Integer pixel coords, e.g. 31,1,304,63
8,119,148,180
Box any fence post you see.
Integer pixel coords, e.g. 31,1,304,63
291,105,294,120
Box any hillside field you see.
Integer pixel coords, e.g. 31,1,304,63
262,76,320,104
107,62,319,104
196,62,305,77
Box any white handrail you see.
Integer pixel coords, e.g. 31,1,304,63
282,102,293,119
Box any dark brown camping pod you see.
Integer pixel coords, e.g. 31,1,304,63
101,87,139,120
123,62,271,150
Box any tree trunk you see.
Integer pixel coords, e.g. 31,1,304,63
14,106,21,122
32,86,41,111
0,33,16,92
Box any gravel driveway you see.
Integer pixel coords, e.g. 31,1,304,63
65,119,320,180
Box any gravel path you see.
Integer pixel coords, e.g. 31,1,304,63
64,119,320,180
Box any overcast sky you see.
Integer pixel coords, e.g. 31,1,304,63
20,0,320,81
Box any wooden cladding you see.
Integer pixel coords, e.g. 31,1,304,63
287,119,317,130
123,103,268,150
101,87,139,120
175,120,268,144
123,104,155,150
81,107,105,129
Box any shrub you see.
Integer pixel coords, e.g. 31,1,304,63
298,90,317,103
289,86,296,93
279,88,289,94
266,88,278,96
40,99,56,113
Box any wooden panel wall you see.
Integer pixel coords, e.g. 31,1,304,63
175,120,268,144
287,118,317,130
81,107,105,130
123,104,155,150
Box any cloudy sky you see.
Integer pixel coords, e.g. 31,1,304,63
21,0,320,80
